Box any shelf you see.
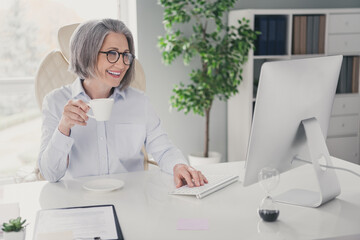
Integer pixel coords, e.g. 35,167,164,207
253,55,290,60
228,8,360,164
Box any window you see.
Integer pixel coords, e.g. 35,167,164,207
0,0,118,179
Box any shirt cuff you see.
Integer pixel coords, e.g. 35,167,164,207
51,128,74,153
160,153,189,175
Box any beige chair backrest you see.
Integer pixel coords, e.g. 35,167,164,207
58,23,79,62
34,23,155,175
34,50,77,109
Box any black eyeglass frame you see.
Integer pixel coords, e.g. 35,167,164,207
99,50,135,65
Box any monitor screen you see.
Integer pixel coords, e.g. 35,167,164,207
243,55,343,187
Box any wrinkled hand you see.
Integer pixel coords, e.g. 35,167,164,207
58,99,90,136
173,164,208,188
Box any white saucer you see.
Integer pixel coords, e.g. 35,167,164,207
82,178,124,192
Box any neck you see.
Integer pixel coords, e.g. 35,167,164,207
82,78,113,99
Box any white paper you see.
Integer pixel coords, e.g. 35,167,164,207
36,231,73,240
34,206,118,240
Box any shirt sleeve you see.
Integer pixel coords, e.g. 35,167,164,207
144,98,188,174
38,94,74,182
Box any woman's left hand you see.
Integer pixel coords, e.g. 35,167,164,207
173,164,208,188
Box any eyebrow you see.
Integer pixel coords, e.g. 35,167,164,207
105,47,130,52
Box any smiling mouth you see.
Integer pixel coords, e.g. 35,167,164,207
107,70,121,77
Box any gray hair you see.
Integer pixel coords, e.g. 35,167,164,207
69,19,135,90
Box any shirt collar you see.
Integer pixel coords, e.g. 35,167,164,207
71,78,86,99
112,85,126,100
71,78,126,100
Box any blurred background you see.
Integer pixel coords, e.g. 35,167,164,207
0,0,118,179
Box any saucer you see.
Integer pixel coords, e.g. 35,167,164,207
82,178,124,192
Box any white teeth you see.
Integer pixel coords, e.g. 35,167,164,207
107,70,121,76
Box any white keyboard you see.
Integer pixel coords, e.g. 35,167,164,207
170,174,239,199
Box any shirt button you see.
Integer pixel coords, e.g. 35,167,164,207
100,137,104,141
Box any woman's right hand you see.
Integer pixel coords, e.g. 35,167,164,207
58,99,90,136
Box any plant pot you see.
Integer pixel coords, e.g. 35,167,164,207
188,151,221,166
3,229,26,240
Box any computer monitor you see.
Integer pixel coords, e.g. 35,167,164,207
243,55,343,207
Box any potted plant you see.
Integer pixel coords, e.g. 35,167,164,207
2,217,27,240
158,0,258,165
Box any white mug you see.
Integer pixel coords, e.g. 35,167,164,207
87,98,114,121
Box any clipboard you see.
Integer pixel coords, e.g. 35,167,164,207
34,204,124,240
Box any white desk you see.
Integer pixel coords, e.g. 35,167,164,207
1,157,360,240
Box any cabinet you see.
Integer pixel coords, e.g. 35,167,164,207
227,9,360,164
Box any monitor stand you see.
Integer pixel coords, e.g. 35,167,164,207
274,117,341,208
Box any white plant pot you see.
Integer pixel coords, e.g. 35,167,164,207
3,229,26,240
188,151,222,166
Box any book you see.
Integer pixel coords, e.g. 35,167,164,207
292,16,301,54
318,15,326,54
267,16,277,55
255,16,268,55
254,16,260,55
306,15,314,54
347,57,353,93
352,56,359,93
299,16,307,54
338,57,347,94
312,15,320,54
275,15,287,55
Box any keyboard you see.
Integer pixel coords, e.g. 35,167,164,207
170,174,239,199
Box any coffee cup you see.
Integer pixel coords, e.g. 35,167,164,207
87,98,114,121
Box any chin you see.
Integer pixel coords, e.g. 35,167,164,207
106,78,122,88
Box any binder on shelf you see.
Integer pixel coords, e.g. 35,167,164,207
33,205,124,240
346,57,353,93
318,15,326,54
299,16,307,54
312,15,320,54
306,15,314,54
352,56,359,93
267,16,277,55
292,16,301,54
255,16,268,55
337,57,347,94
275,15,287,55
254,16,260,55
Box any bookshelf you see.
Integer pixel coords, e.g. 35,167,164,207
228,8,360,164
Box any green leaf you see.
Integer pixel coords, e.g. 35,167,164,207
2,217,27,232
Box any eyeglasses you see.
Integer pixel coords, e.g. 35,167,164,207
99,50,134,65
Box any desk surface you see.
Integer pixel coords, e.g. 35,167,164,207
1,158,360,240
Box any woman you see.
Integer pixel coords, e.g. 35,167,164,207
38,19,207,188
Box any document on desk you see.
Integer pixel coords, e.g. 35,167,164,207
34,205,123,240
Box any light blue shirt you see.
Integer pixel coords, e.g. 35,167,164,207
38,78,187,182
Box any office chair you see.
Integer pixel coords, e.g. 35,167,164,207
23,23,157,182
